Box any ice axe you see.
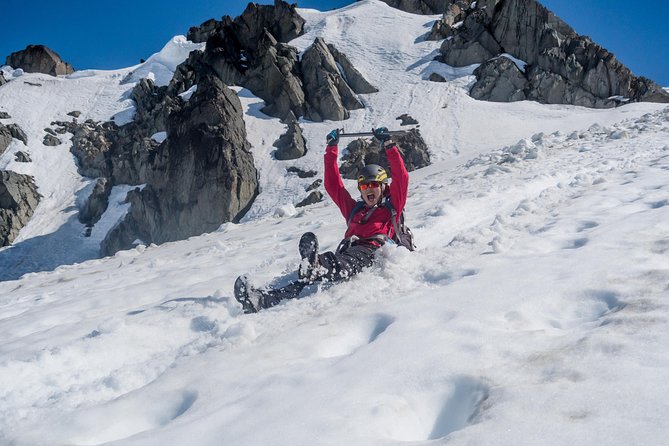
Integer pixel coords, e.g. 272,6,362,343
336,126,419,138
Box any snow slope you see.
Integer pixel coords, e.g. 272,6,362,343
1,1,669,445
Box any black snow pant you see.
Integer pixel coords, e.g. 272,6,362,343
259,243,378,308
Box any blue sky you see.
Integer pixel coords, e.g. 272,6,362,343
1,0,667,85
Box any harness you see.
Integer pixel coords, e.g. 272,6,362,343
343,197,416,252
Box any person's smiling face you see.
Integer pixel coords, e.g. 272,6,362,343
359,181,383,207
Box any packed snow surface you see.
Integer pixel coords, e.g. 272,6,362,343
1,1,668,445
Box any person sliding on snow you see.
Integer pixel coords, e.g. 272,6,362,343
234,127,409,313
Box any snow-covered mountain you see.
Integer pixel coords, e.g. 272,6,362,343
1,1,668,445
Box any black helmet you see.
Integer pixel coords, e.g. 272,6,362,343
357,164,389,184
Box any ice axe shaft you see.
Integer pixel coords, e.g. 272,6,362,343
337,127,418,138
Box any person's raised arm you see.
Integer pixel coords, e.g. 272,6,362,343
373,127,409,217
323,129,356,219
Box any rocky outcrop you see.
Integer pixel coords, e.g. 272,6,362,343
0,73,6,86
0,124,12,155
379,0,455,14
100,74,258,255
301,38,364,121
79,178,111,228
296,190,323,208
6,45,74,76
274,121,306,160
470,56,529,102
1,123,28,155
0,112,10,119
426,1,472,40
188,0,306,45
15,151,31,163
185,2,374,122
338,130,431,180
8,124,28,145
431,0,669,107
0,171,40,247
43,134,61,146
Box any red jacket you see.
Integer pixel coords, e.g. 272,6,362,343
324,144,409,243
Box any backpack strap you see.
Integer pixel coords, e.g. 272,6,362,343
382,197,402,242
347,200,367,226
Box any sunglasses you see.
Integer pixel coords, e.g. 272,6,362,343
359,181,382,190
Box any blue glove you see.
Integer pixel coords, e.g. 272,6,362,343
373,127,391,143
326,129,339,146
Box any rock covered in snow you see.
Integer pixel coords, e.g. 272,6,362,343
470,56,528,102
5,45,74,76
0,170,40,246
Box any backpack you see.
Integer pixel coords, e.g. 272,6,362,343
347,197,416,251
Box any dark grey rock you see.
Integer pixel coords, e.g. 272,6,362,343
0,170,40,247
396,114,419,125
79,177,112,227
67,111,82,118
306,179,322,192
0,72,6,86
301,37,363,122
287,166,317,178
44,127,57,136
426,1,472,40
8,124,28,145
338,129,431,180
429,72,447,82
296,191,323,208
470,56,528,102
0,112,10,119
274,121,307,160
379,0,455,14
434,0,669,107
6,45,74,76
100,74,258,255
14,151,31,163
0,124,11,155
43,134,61,146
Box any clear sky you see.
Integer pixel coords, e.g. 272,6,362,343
1,0,667,86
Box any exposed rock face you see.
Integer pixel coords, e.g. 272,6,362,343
296,191,323,208
15,151,31,163
0,171,40,247
43,134,61,146
6,45,74,76
8,124,28,145
0,112,10,119
338,130,431,180
0,73,6,86
79,178,111,228
100,74,258,255
301,38,364,121
470,56,529,102
379,0,454,14
186,2,374,122
274,121,306,160
427,1,472,40
0,124,12,155
432,0,669,107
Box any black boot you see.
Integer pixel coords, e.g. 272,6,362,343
234,275,264,313
298,232,319,282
